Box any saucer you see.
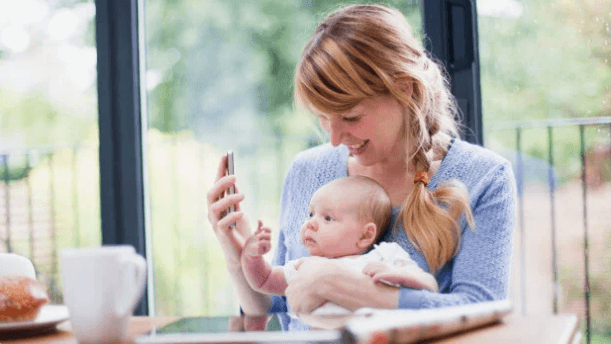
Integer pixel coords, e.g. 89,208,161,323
0,305,69,334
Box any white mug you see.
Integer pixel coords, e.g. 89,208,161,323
61,245,146,343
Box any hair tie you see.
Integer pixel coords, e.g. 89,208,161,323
413,171,429,186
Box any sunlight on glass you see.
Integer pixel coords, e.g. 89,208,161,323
48,9,79,41
477,0,523,18
0,0,49,26
0,25,30,53
146,70,163,91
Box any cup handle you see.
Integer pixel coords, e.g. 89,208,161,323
116,253,147,317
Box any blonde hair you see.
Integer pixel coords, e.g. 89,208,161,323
295,4,475,273
332,176,392,243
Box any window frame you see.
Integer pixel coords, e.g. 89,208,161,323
95,0,149,316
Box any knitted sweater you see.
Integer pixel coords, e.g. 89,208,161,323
269,139,516,331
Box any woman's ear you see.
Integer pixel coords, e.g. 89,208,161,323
395,79,413,100
357,223,378,249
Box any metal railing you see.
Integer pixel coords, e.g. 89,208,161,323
0,144,99,301
486,116,611,344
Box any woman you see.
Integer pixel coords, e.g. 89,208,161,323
206,4,516,331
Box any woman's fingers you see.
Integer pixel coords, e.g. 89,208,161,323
362,261,386,276
233,184,242,211
209,193,244,223
285,258,332,314
217,210,245,230
206,175,237,206
215,153,228,181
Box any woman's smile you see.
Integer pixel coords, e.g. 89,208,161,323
347,140,369,155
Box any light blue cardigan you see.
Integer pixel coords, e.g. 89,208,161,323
269,139,516,331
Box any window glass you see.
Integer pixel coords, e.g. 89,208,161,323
143,0,422,316
0,0,99,303
478,0,611,339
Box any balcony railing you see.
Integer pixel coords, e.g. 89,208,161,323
486,116,611,344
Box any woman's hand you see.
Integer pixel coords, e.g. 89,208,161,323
206,154,252,270
285,257,341,314
363,261,439,292
286,257,400,314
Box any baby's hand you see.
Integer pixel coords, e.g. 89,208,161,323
243,220,272,259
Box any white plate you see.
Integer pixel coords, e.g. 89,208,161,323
0,305,69,333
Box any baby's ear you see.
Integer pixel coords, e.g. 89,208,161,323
358,223,377,249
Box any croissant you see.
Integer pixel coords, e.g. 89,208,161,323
0,276,49,321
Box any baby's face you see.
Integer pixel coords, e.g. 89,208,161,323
300,182,369,258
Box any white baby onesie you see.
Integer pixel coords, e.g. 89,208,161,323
282,242,419,315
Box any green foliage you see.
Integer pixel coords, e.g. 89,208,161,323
0,164,30,182
481,0,611,184
592,333,611,344
145,0,421,139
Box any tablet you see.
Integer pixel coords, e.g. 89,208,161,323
134,313,343,344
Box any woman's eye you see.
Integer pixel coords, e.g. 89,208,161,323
343,116,360,123
325,215,333,221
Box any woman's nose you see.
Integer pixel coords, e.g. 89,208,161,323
328,120,344,147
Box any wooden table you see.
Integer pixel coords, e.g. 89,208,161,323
2,314,580,344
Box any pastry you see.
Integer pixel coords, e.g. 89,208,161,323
0,276,49,321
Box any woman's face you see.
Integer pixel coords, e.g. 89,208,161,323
318,95,407,167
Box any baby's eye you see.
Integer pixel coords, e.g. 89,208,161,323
325,215,333,221
308,212,314,218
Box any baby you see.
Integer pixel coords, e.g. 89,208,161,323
241,176,438,315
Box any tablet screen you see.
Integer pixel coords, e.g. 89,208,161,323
150,314,282,335
138,313,343,343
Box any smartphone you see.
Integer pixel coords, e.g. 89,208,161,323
226,150,235,214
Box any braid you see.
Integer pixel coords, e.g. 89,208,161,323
401,119,474,273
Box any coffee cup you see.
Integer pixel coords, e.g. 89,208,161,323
60,245,146,343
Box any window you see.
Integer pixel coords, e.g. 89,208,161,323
142,0,422,316
0,0,99,303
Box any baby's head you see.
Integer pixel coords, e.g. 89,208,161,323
300,176,392,258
